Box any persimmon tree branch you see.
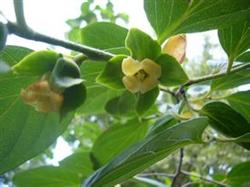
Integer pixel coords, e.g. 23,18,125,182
171,148,184,187
10,0,114,61
183,63,250,87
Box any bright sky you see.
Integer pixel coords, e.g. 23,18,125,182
0,0,227,164
1,0,226,60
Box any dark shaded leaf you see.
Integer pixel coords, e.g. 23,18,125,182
144,0,250,43
201,102,250,149
83,117,208,187
92,119,148,165
227,91,250,122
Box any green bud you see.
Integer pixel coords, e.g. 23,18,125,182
50,57,83,91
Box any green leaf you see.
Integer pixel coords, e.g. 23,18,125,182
0,45,33,74
0,51,74,174
77,85,122,115
12,50,59,76
148,115,177,136
79,60,121,115
227,91,250,122
92,119,148,165
66,28,82,43
13,166,81,187
80,60,106,87
218,21,250,62
0,45,33,66
144,0,250,43
227,161,250,186
96,55,126,90
125,28,161,61
0,22,8,51
81,22,129,55
156,54,188,86
0,73,74,174
60,151,93,177
230,133,250,144
201,102,250,149
237,51,250,63
136,87,159,115
83,117,208,187
105,91,136,116
211,68,250,90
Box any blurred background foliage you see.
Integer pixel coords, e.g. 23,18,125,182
1,0,249,187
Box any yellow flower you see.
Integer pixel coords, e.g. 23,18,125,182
20,76,64,113
122,57,161,94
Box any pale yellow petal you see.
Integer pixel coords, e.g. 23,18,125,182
162,34,186,64
122,57,141,76
141,58,161,79
122,76,141,93
140,77,158,94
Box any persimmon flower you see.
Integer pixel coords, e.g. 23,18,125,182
20,76,64,113
122,57,161,94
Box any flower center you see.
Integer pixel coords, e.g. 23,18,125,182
134,69,148,81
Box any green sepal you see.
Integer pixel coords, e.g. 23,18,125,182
50,57,83,92
61,83,87,115
0,22,8,51
156,54,189,86
96,55,126,90
12,50,59,76
136,87,159,115
125,28,161,61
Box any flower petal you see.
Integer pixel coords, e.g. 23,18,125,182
140,77,158,94
122,76,140,93
162,34,186,64
141,58,161,79
122,57,141,76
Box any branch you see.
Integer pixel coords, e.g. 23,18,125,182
183,63,250,87
11,0,114,61
13,0,27,28
171,148,184,187
181,170,228,187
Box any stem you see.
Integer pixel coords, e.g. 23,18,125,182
183,63,250,87
13,0,27,29
137,173,174,178
11,0,114,61
171,148,184,187
181,170,228,187
226,56,234,73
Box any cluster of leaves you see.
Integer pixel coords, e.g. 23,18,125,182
0,0,250,187
66,0,128,43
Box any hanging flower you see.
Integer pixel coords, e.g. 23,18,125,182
20,75,64,113
121,57,161,93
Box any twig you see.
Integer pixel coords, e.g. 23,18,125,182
181,170,229,187
171,148,184,187
137,172,174,178
11,0,114,61
183,63,250,87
